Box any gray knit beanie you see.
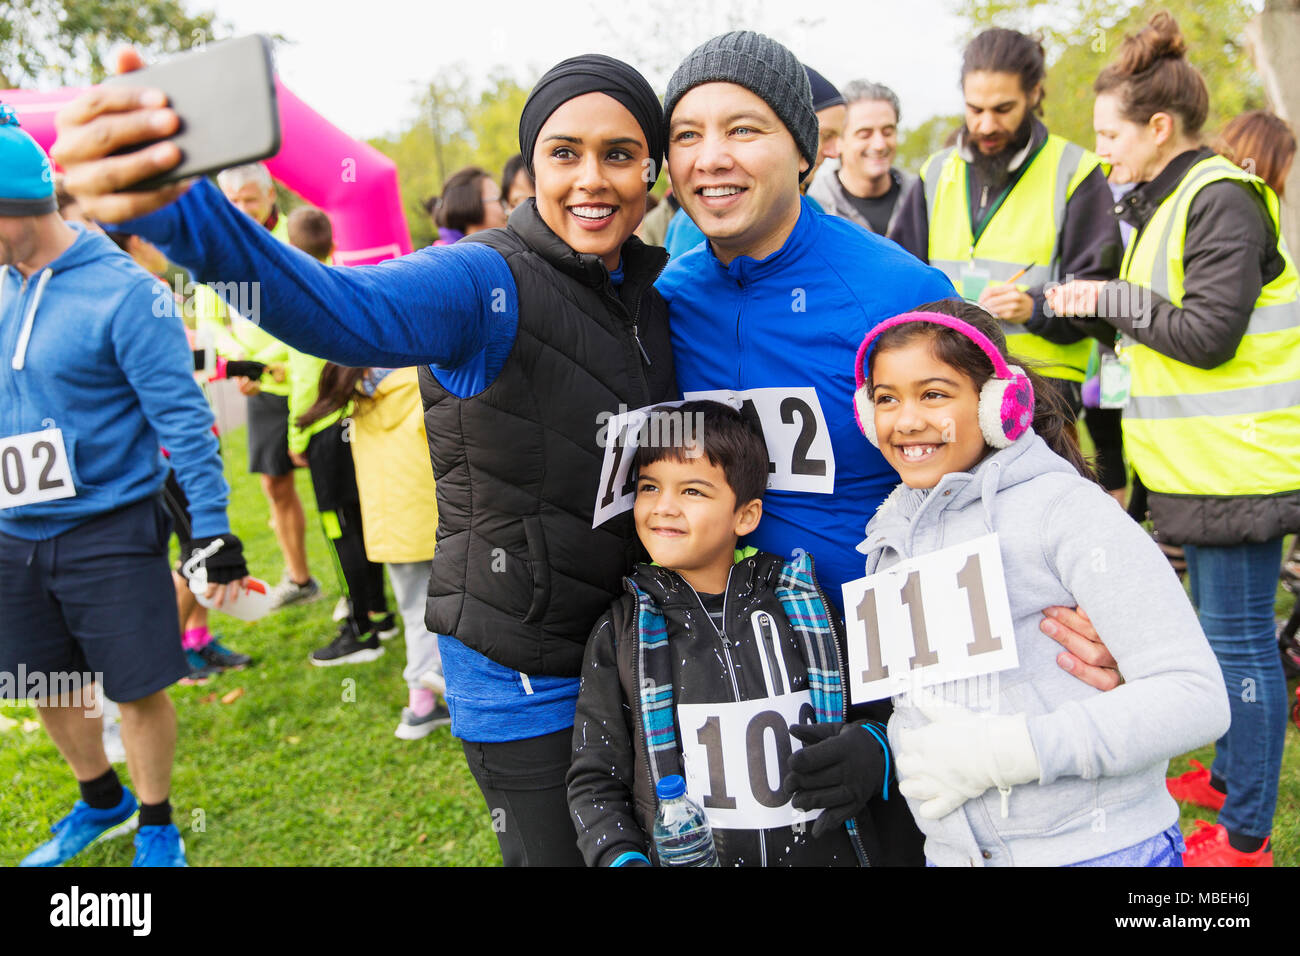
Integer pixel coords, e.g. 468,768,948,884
664,31,818,181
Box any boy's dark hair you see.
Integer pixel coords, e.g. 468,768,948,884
631,400,769,508
287,206,333,261
867,298,1096,481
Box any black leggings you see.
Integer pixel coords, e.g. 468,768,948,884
461,727,585,867
320,501,387,620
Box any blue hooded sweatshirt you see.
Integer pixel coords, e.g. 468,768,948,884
0,225,228,541
658,197,956,603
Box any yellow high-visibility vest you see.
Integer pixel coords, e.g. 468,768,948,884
1118,154,1300,497
921,134,1101,382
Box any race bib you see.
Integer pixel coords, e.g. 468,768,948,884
683,387,835,494
591,401,686,528
592,389,835,526
0,428,76,510
678,692,822,832
842,534,1018,703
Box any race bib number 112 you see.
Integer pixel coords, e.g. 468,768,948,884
683,387,835,494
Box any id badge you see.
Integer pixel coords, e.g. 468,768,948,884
960,265,991,304
1099,353,1132,409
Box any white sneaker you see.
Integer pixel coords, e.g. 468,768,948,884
102,720,126,765
269,574,322,609
394,702,451,740
418,669,447,698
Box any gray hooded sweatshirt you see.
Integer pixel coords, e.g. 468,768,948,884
858,430,1230,866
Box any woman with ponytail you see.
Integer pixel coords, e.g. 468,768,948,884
300,363,450,740
855,298,1228,867
1048,11,1300,866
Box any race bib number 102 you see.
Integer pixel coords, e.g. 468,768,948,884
841,534,1018,703
0,428,76,510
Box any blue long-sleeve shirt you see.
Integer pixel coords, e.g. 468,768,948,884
121,182,575,742
0,225,229,541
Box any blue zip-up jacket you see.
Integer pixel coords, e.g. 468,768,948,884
0,225,228,541
658,198,956,603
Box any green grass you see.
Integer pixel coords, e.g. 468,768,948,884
2,425,1296,865
0,426,499,867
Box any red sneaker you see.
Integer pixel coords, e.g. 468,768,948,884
1166,759,1226,811
1182,821,1273,867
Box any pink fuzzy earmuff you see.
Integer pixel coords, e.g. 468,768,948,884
852,311,1035,450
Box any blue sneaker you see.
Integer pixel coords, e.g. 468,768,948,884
132,824,188,867
19,790,139,867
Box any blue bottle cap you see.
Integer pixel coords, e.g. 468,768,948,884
656,775,686,800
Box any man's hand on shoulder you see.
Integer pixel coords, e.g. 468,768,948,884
1041,605,1122,690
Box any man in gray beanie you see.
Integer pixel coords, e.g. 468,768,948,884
664,30,821,181
660,31,1121,865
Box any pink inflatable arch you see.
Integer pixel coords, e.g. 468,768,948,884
4,79,412,266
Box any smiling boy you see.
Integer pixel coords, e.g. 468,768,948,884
567,400,919,867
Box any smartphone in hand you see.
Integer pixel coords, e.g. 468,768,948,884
103,34,280,191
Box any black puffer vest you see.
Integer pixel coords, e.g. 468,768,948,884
418,200,677,677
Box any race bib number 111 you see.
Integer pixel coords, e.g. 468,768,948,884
841,534,1018,703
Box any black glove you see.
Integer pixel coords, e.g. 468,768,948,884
783,721,886,839
180,534,249,585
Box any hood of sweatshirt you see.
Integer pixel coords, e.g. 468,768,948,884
1,224,129,371
858,429,1080,563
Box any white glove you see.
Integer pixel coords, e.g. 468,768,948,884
895,695,1041,820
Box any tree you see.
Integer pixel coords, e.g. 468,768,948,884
0,0,220,89
370,66,531,249
897,113,964,174
948,0,1264,150
1246,0,1300,251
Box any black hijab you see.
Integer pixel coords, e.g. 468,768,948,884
518,54,665,191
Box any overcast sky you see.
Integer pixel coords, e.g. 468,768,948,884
203,0,970,142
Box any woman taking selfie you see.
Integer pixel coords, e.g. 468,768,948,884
52,52,673,866
1048,12,1300,868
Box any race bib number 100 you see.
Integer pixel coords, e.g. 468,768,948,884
0,428,76,510
841,534,1018,703
678,692,822,832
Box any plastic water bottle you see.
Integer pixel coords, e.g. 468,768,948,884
183,540,273,622
652,775,719,867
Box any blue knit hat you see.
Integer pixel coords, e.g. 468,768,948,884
0,104,57,216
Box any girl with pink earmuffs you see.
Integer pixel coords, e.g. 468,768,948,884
852,298,1229,867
